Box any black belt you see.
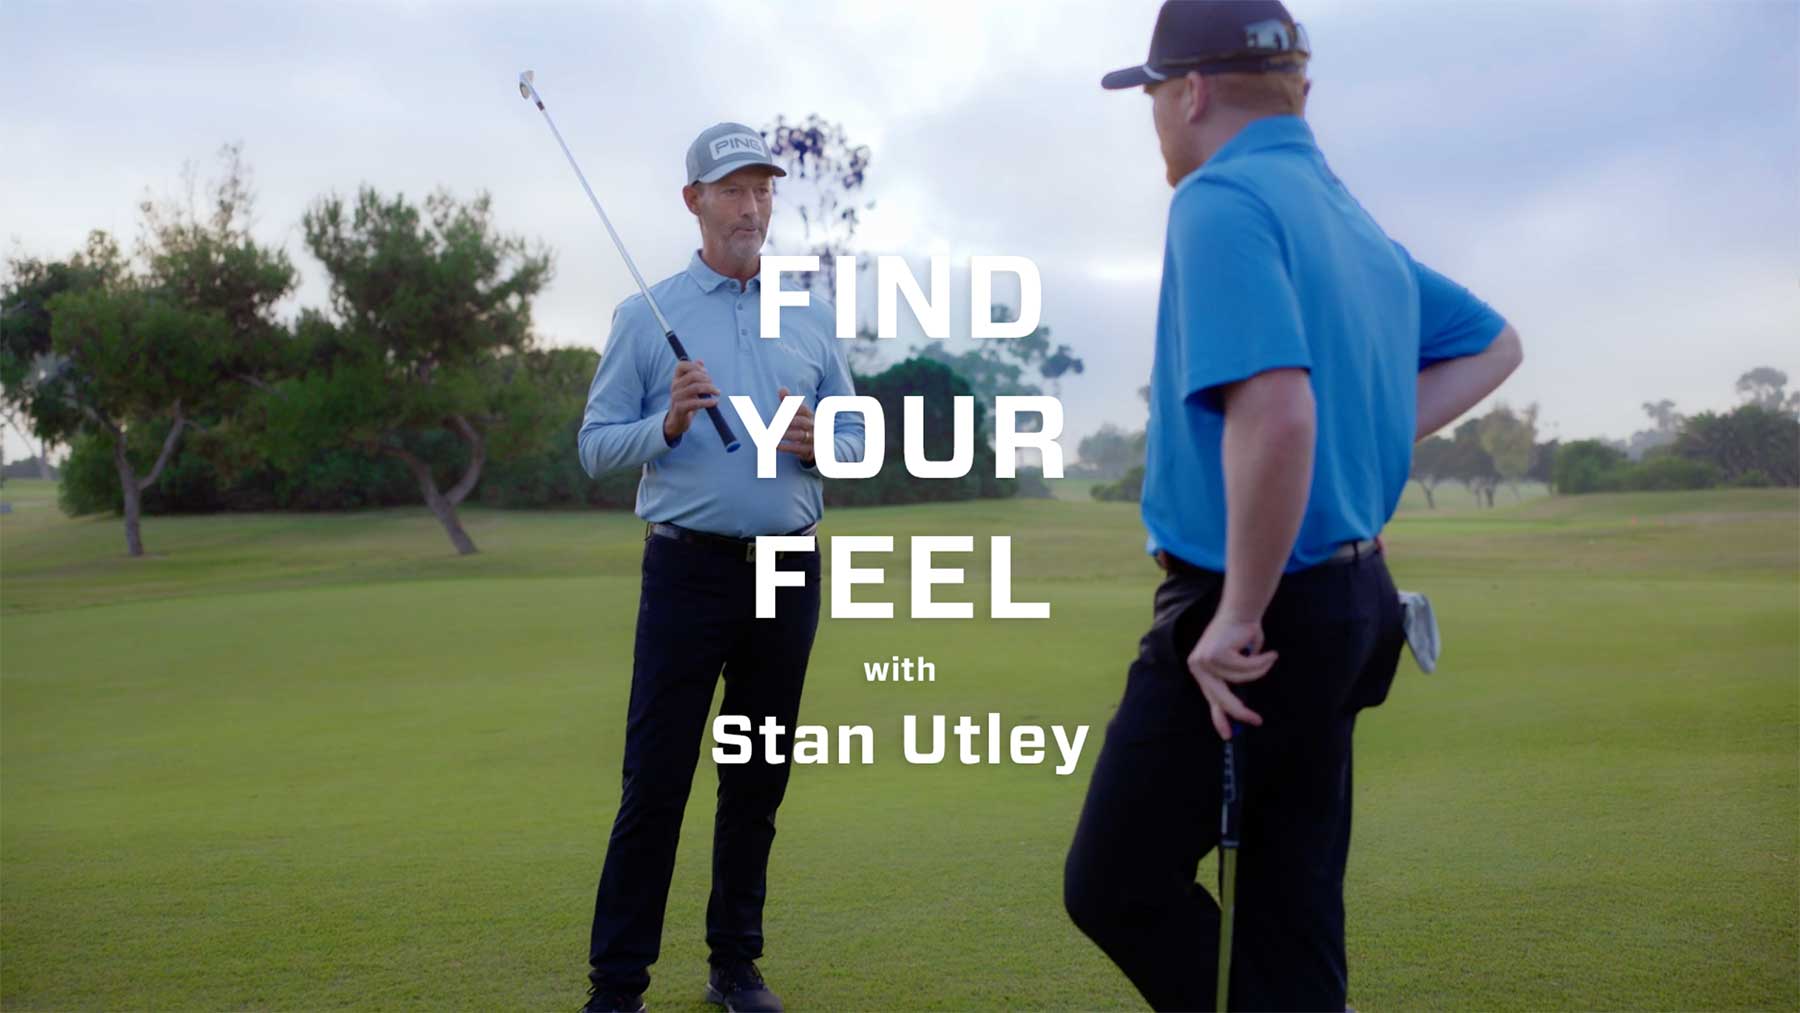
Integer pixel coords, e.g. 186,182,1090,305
646,521,818,562
1155,537,1381,576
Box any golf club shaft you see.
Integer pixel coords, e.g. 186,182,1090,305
521,77,741,453
1216,847,1237,1012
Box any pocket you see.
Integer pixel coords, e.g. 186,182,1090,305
1348,620,1405,712
641,534,717,597
1345,565,1407,712
1149,573,1223,671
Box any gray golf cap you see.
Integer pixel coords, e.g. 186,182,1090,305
685,122,787,184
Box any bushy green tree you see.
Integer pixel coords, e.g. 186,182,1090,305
1449,418,1501,506
1552,439,1628,494
41,262,226,554
1091,465,1144,502
1478,401,1538,500
823,356,1010,507
2,236,123,482
1615,455,1718,491
1527,439,1559,488
1735,367,1800,416
1674,404,1799,486
7,148,297,553
273,187,554,554
1076,423,1145,481
919,303,1085,408
476,346,640,510
1411,435,1454,508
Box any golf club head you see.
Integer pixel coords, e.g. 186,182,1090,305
517,69,535,101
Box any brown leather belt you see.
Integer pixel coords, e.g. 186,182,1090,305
1155,537,1381,575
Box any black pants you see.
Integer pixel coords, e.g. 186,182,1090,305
1064,551,1405,1012
588,532,821,994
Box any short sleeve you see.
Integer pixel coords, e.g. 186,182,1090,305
1169,180,1310,413
1404,246,1507,368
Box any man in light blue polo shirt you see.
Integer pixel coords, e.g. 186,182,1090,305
1065,3,1523,1010
577,121,862,1013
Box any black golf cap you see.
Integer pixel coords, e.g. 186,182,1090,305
1102,0,1310,90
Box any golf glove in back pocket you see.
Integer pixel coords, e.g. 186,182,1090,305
1397,590,1440,674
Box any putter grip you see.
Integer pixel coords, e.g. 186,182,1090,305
1220,727,1243,847
663,330,741,453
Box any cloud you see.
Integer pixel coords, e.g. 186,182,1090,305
1,0,1795,465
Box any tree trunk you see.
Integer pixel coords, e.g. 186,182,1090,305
442,414,487,506
409,461,477,556
113,431,144,557
107,402,187,558
1415,478,1436,509
377,422,483,556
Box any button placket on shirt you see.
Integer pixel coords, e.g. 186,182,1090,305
736,282,755,348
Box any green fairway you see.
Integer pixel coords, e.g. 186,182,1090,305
3,479,1796,1010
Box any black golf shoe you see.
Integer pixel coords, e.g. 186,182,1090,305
580,984,646,1013
704,960,782,1012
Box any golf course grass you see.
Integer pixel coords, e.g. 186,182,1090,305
2,478,1795,1010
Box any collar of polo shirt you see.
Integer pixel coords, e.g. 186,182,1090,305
686,250,763,294
1205,115,1315,168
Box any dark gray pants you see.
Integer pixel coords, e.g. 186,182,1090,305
1065,551,1405,1011
588,532,821,994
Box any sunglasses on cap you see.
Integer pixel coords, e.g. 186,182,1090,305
1152,19,1311,76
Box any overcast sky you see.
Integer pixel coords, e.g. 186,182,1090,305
3,0,1796,464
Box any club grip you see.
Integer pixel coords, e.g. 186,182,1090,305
664,330,741,453
1220,725,1243,847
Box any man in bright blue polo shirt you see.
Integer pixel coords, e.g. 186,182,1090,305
1065,3,1523,1010
576,121,862,1013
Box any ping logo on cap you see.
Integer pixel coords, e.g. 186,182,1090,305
710,133,767,159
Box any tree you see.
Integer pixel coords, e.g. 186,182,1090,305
1552,439,1628,494
1410,435,1454,508
472,345,642,510
134,145,299,491
1,250,119,480
7,145,297,558
1091,465,1144,502
282,187,553,554
1527,438,1559,489
38,236,233,555
762,113,881,372
0,293,57,480
1674,404,1799,486
1448,418,1500,506
1627,398,1683,460
1735,367,1800,416
821,356,1004,507
1076,423,1145,481
918,303,1086,430
1478,401,1538,499
1643,398,1682,431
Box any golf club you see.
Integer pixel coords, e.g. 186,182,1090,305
1216,722,1243,1012
517,70,741,453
